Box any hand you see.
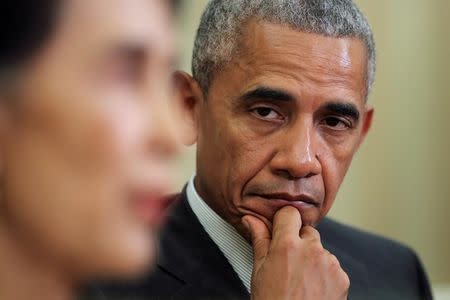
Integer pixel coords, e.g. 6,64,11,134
242,206,349,300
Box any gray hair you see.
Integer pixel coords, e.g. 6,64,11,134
192,0,376,98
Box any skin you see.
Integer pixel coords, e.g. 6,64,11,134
179,19,373,238
245,206,350,300
0,0,178,299
177,19,373,299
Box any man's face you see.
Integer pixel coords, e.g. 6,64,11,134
1,0,177,278
193,21,373,236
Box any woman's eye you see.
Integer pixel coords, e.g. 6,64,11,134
110,62,139,83
323,117,350,130
252,107,282,120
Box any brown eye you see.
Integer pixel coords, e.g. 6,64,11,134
325,117,341,127
323,117,350,130
251,107,283,121
256,107,273,117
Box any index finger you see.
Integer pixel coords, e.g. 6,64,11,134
272,206,302,241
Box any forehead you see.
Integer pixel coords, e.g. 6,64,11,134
55,0,173,56
229,20,368,103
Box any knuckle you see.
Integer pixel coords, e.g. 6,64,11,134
301,225,318,236
277,236,300,254
329,254,341,271
307,241,324,259
339,270,351,290
307,226,320,237
253,240,267,256
310,240,324,253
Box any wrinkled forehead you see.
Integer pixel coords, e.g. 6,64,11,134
232,20,368,101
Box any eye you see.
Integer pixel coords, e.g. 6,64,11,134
251,107,283,121
322,116,351,130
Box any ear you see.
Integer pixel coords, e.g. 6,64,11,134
357,105,374,149
172,71,204,146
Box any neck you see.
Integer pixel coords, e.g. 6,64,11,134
0,222,75,300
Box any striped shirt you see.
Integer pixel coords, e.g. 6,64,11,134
186,175,253,293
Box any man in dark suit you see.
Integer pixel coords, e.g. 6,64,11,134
93,189,431,300
142,190,432,299
87,0,433,299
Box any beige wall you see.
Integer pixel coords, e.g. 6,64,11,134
174,0,450,285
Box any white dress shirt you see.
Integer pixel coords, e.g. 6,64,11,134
186,175,253,293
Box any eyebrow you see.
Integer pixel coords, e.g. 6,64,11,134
321,102,360,121
238,87,360,121
239,86,296,102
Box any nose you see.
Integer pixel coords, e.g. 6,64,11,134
269,120,321,179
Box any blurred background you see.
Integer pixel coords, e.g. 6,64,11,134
174,1,450,298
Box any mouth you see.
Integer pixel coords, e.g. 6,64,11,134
246,192,320,215
131,192,172,226
251,192,319,207
241,192,322,227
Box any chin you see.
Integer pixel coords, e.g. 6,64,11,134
83,229,155,280
115,231,155,277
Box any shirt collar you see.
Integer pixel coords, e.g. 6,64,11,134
186,175,253,293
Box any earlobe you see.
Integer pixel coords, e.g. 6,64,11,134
172,71,203,146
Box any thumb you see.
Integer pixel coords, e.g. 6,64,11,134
242,215,271,263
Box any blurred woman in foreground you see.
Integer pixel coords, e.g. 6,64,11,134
0,0,178,299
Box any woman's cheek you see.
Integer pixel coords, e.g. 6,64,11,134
97,98,144,166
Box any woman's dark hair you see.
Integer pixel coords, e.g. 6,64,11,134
0,1,60,69
1,1,180,70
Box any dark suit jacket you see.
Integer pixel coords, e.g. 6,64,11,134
83,189,433,300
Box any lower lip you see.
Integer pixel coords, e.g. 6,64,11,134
266,198,316,210
251,196,317,214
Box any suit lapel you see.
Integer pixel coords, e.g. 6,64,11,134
158,190,368,299
324,242,369,299
156,189,249,298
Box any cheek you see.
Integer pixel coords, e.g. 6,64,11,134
90,99,143,170
2,96,148,274
2,57,155,275
197,110,272,214
2,142,124,268
217,118,271,187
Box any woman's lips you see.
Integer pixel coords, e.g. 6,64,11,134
132,193,172,226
